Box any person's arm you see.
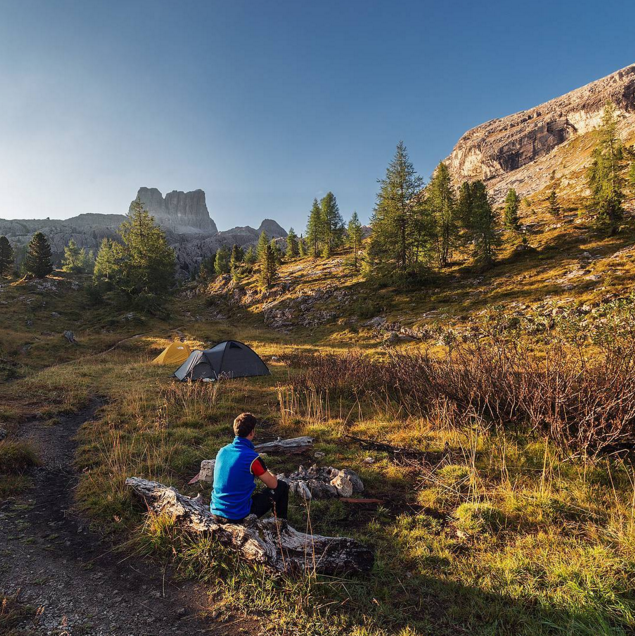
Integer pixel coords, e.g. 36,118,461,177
251,456,278,489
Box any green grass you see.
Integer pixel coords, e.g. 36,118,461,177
2,248,635,633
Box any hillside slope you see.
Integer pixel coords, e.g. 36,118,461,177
446,63,635,204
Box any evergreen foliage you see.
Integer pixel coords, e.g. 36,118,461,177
198,252,216,280
319,192,344,257
244,246,257,265
503,188,521,232
547,188,561,217
428,162,457,267
230,244,244,282
0,236,15,277
306,198,323,257
366,142,428,278
285,227,299,259
459,181,499,268
257,231,269,261
346,212,363,270
298,236,307,257
270,239,283,263
588,102,625,235
259,243,278,289
214,245,231,276
93,200,175,309
25,232,53,279
62,239,92,273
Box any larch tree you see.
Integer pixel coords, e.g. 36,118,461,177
428,161,457,268
367,141,427,278
503,188,521,232
25,232,53,279
0,236,15,277
346,212,363,270
259,243,278,289
466,181,499,268
285,227,299,259
298,235,307,257
306,199,323,257
319,192,345,257
588,102,625,235
62,239,91,273
257,230,269,262
547,188,561,217
244,246,257,265
214,245,231,276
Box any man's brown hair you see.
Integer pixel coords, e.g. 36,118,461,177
233,412,257,438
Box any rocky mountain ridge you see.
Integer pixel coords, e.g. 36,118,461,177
0,188,287,277
446,63,635,204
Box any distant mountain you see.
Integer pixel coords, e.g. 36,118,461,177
446,63,635,204
132,187,217,234
0,188,287,277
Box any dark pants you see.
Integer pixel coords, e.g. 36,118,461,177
211,480,289,525
250,480,289,520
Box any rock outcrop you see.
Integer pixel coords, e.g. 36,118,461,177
132,187,217,233
446,63,635,204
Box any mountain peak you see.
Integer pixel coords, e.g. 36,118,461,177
132,187,217,233
446,63,635,204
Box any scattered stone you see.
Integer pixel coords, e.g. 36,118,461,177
0,428,7,441
363,457,375,464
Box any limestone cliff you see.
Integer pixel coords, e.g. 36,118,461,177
446,63,635,204
131,187,217,233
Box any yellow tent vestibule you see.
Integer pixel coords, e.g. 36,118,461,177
152,342,192,366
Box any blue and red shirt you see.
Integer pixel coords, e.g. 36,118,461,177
211,436,267,521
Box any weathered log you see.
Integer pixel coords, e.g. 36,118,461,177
254,436,314,454
126,477,374,575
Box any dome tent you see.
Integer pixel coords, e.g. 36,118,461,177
152,342,191,366
173,340,270,381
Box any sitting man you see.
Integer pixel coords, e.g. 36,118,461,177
211,412,289,524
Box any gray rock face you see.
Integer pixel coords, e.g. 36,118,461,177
446,63,635,203
258,219,287,238
133,188,217,233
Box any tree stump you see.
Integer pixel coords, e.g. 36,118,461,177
126,477,374,575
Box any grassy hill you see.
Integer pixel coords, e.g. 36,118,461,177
2,225,635,633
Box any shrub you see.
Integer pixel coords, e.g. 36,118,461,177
0,441,40,473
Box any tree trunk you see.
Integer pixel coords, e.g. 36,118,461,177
254,436,314,454
126,477,374,575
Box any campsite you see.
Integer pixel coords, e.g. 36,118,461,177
4,4,635,634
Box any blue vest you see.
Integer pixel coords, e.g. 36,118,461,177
211,437,260,520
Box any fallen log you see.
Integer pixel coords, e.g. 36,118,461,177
126,477,374,575
254,436,314,454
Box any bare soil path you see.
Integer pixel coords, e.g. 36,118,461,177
0,400,257,635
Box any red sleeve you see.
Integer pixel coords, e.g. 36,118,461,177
251,457,267,477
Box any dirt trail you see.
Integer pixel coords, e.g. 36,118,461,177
0,401,256,635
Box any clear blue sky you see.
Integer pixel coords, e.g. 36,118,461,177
1,1,634,230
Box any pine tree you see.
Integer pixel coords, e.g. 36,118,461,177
229,244,244,282
199,252,216,280
503,188,521,232
0,236,15,277
270,239,283,263
259,244,278,289
588,102,625,234
62,239,89,273
466,181,499,268
257,231,269,262
285,227,299,259
306,199,323,257
428,162,457,267
244,246,257,265
319,192,344,257
93,239,120,283
214,245,231,276
367,141,427,277
547,188,561,217
94,201,176,306
298,236,307,257
25,232,53,279
346,212,363,269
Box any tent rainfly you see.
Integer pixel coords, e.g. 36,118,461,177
173,340,270,381
152,342,192,366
